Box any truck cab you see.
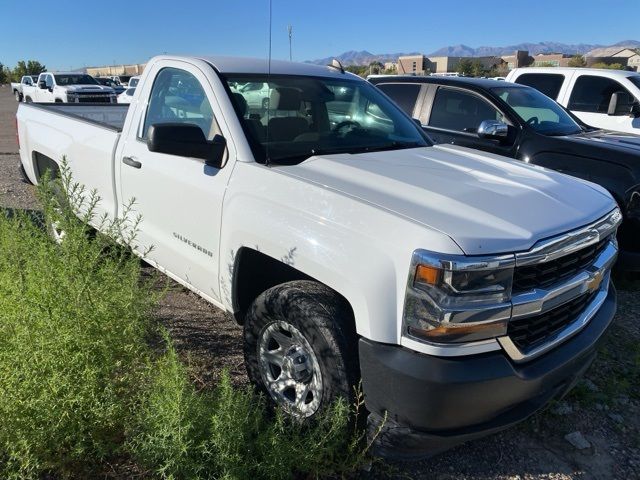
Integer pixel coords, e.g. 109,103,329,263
506,67,640,135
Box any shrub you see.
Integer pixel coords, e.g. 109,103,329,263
0,173,158,478
0,166,369,479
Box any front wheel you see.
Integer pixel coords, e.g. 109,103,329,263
244,280,358,419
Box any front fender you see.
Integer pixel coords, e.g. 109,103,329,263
219,162,462,345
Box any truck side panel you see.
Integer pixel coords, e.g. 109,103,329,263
17,104,120,222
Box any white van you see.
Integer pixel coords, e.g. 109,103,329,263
506,67,640,135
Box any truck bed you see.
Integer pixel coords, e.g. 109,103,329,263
26,103,129,131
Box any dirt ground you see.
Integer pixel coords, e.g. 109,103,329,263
1,85,638,479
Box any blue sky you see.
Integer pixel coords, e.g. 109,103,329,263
1,0,638,70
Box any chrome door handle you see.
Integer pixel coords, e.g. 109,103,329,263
122,156,142,169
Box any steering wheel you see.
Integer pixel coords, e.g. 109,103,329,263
333,120,361,135
526,116,539,126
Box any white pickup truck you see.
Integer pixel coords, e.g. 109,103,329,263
16,55,621,457
506,67,640,135
22,72,117,103
11,75,39,102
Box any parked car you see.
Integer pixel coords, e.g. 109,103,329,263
95,77,126,95
22,72,117,103
10,75,38,102
369,75,640,269
109,75,132,87
505,67,640,135
236,81,271,109
17,55,620,457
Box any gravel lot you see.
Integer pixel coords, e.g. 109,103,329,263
1,85,638,480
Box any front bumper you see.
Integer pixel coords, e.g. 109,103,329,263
360,284,616,459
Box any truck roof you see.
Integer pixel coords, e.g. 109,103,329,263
153,55,359,79
509,67,640,79
368,75,521,89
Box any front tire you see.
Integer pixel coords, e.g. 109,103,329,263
244,280,357,419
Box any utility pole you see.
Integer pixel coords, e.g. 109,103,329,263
288,25,293,61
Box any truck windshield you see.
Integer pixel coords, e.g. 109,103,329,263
627,75,640,91
54,74,99,86
492,86,583,136
223,74,430,164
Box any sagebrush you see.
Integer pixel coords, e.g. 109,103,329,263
0,164,368,479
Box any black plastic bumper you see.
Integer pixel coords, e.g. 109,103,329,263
360,284,616,459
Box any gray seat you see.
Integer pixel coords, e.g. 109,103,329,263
267,88,309,142
233,92,266,141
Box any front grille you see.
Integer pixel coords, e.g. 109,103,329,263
513,238,609,293
73,94,113,103
507,291,597,351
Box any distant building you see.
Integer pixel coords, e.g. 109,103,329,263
500,50,531,69
585,48,640,70
383,62,397,72
531,53,573,67
86,63,146,77
397,54,504,75
628,54,640,71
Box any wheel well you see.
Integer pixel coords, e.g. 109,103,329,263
32,152,60,181
231,247,355,330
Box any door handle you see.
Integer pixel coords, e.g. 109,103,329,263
122,156,142,169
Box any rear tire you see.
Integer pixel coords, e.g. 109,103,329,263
14,90,22,102
244,280,358,419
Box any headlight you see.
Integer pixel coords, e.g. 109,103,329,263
403,250,514,344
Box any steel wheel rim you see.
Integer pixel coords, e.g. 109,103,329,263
257,320,323,418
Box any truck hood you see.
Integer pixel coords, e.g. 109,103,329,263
561,129,640,155
282,145,615,255
62,85,114,93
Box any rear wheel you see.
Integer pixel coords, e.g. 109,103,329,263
244,280,357,419
14,90,21,102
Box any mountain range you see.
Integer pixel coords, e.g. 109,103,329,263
307,40,640,66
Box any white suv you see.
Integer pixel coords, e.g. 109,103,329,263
506,67,640,135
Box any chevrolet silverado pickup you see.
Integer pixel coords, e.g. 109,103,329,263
16,55,621,457
22,72,116,103
369,75,640,270
11,75,38,102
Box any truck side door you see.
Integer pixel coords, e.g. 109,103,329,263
566,74,640,134
38,74,54,102
117,61,236,304
420,85,518,157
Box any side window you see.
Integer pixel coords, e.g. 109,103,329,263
376,83,421,116
142,67,214,139
45,75,53,88
568,75,633,113
515,73,564,99
428,87,504,133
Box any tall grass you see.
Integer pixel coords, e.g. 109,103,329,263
0,165,368,479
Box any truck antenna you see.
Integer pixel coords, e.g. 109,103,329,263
265,0,273,167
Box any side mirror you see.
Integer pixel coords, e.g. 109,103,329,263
608,91,635,116
477,120,509,139
147,123,226,168
38,81,47,89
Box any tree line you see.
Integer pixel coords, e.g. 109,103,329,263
0,60,47,85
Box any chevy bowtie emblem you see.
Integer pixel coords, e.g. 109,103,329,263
586,270,605,292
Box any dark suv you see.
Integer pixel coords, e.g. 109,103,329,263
369,75,640,270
